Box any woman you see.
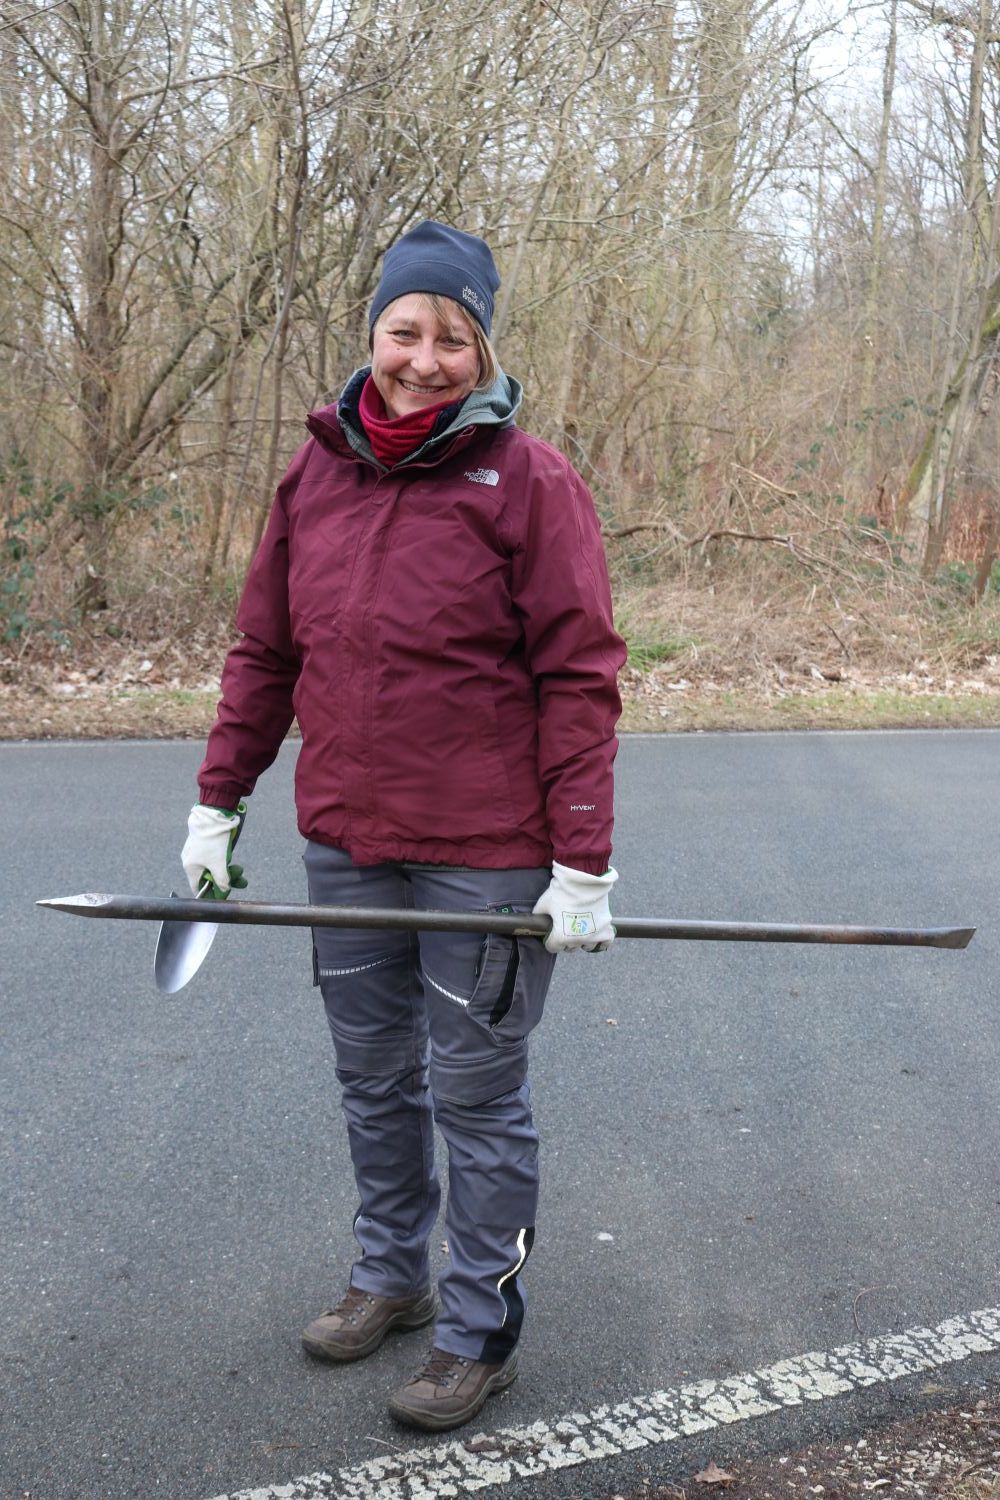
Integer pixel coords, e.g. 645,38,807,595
181,221,626,1432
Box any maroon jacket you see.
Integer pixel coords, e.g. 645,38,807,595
197,371,625,873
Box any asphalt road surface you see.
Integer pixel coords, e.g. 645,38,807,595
2,731,998,1500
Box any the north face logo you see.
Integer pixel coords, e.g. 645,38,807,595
465,468,499,487
461,285,486,315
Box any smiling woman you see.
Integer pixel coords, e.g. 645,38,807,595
371,294,498,419
372,294,479,417
181,218,626,1437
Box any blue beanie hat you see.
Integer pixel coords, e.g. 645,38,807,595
368,221,500,337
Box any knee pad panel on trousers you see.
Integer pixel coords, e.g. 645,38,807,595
429,1032,528,1106
434,1090,539,1225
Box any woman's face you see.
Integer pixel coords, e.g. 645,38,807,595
371,293,480,419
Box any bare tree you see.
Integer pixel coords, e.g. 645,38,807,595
6,0,994,634
898,0,1000,572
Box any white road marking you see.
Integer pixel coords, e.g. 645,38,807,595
204,1306,1000,1500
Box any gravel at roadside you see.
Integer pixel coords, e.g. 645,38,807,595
616,1400,999,1500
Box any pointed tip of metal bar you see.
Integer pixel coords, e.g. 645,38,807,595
946,926,976,949
36,893,117,913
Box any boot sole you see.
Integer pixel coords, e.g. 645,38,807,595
388,1354,519,1431
302,1292,437,1364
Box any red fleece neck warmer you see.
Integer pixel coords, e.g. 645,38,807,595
358,376,457,467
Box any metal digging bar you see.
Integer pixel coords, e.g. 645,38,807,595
36,894,976,948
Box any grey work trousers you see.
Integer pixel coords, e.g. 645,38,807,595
304,841,557,1363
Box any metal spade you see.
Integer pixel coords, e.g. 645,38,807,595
153,805,246,993
154,888,227,993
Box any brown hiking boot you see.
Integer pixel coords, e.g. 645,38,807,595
301,1285,436,1363
387,1346,519,1431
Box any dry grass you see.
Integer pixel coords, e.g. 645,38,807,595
5,488,1000,739
609,507,1000,732
947,1480,1000,1500
606,471,1000,684
613,552,998,687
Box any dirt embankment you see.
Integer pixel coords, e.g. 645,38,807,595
4,586,1000,741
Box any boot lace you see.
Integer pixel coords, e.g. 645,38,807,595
324,1285,376,1326
415,1347,470,1387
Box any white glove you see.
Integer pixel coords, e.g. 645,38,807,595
533,862,618,954
181,804,245,896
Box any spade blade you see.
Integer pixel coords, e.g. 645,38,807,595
153,894,220,994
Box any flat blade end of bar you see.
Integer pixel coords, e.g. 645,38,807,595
943,926,976,949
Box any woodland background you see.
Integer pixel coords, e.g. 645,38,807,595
6,0,1000,729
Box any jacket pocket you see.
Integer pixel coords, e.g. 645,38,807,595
467,902,556,1042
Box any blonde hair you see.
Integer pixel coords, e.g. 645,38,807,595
371,292,498,390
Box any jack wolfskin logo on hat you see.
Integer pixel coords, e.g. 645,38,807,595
464,467,500,487
461,284,487,316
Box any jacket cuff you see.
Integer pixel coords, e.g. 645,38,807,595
198,782,248,812
551,851,612,876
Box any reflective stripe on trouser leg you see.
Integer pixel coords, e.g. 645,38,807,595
405,863,555,1359
304,842,440,1297
431,1084,539,1363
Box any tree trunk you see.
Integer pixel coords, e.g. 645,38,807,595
848,0,897,499
684,0,748,479
900,0,995,570
77,34,123,613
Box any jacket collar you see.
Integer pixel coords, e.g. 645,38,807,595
306,366,523,472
